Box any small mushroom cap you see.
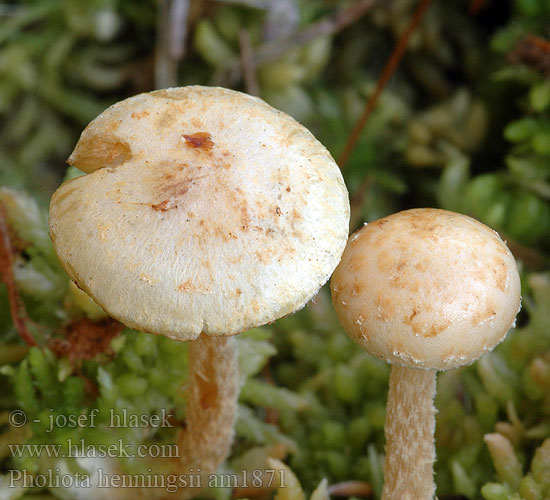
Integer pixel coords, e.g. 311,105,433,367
331,208,521,371
50,87,349,340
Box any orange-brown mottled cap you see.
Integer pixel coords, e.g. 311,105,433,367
50,86,350,340
331,208,521,370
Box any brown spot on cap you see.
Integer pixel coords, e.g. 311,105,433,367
131,111,150,119
177,278,210,293
375,294,394,321
178,279,193,291
420,322,447,338
406,308,419,323
471,302,497,325
240,206,251,231
68,135,131,173
183,132,214,150
292,209,303,221
415,260,429,272
491,257,508,292
377,251,398,273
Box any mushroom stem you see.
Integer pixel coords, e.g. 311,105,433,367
122,336,239,500
382,365,436,500
178,334,239,486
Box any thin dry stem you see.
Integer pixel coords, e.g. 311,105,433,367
328,480,372,498
156,0,189,89
382,365,436,500
338,0,433,170
169,0,190,60
504,235,547,271
0,204,36,346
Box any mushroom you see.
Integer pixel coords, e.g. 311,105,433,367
49,86,350,497
330,208,521,500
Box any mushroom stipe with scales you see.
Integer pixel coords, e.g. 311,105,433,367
49,86,350,499
331,208,521,500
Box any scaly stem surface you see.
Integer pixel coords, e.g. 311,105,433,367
382,364,436,500
139,334,239,499
180,334,239,474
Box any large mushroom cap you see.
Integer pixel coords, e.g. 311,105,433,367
50,86,349,340
331,208,521,370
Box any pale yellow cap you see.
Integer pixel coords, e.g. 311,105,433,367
331,208,521,370
50,86,350,340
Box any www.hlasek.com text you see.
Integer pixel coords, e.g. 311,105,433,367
9,438,180,459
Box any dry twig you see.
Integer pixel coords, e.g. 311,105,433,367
214,0,268,8
328,480,373,498
338,0,433,170
505,236,547,271
156,0,190,89
0,204,37,346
